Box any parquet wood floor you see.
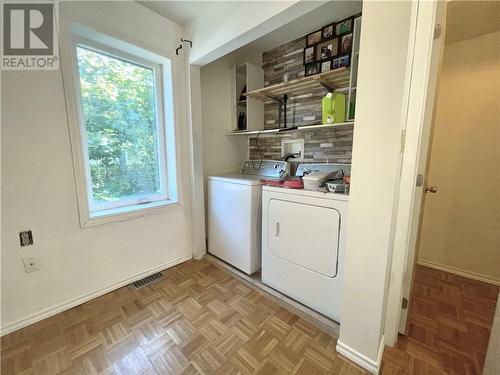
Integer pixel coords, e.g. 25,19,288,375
380,265,499,375
1,261,497,374
1,260,366,375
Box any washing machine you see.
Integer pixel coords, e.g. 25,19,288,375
208,160,289,274
261,164,349,322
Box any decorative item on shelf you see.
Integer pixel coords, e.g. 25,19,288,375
349,101,356,119
306,29,322,46
336,17,353,35
304,62,321,77
322,24,335,40
321,60,332,73
333,55,351,70
303,15,356,78
283,69,289,82
317,38,339,61
237,112,246,131
340,33,353,55
339,55,350,68
303,45,315,65
322,92,346,124
239,85,246,102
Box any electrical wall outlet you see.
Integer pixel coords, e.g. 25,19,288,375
19,230,33,246
22,257,40,273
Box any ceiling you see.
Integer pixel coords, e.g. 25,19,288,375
445,1,500,44
234,1,362,57
137,1,225,26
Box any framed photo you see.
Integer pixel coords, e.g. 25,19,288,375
336,18,352,35
339,55,350,68
305,62,321,77
306,30,322,46
303,45,316,64
332,58,340,70
340,33,353,55
322,24,334,40
316,38,338,61
321,60,332,73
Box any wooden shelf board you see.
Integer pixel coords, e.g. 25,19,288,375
244,67,351,100
297,121,354,130
226,121,354,135
226,128,280,136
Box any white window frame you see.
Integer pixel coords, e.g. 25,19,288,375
61,23,180,227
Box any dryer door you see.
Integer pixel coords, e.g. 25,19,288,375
267,199,340,278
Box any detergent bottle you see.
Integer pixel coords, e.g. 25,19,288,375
322,92,346,124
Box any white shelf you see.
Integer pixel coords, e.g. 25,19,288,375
226,121,354,135
297,121,354,130
226,128,280,136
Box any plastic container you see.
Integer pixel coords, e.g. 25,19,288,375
322,92,346,124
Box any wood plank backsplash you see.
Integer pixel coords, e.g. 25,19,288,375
262,35,327,129
249,35,354,164
249,127,353,164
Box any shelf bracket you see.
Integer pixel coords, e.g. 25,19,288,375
266,95,282,103
318,80,337,92
266,94,289,129
267,95,283,129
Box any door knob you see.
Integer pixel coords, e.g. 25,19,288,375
425,185,438,193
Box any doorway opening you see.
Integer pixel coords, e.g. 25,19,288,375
383,1,500,373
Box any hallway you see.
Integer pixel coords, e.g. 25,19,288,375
381,265,498,374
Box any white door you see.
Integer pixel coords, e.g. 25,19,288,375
384,0,448,344
397,1,448,334
268,199,340,278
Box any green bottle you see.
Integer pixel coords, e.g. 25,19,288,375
322,92,346,124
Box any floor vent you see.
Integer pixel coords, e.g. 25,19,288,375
129,272,165,290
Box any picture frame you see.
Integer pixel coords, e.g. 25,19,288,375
303,45,316,64
339,55,350,68
305,62,321,77
340,33,353,55
332,58,340,70
336,17,353,36
322,24,335,40
321,60,332,73
316,38,338,61
306,29,322,46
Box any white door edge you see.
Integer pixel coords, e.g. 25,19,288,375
383,0,448,346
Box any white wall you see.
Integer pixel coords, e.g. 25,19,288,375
0,1,193,333
201,56,248,180
336,1,414,372
201,52,263,179
417,31,500,284
187,1,328,65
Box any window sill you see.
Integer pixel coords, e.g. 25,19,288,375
82,200,182,227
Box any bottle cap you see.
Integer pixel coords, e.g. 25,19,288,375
326,92,333,98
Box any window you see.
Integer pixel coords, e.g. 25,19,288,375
67,29,177,224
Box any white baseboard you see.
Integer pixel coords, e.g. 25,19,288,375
192,251,206,261
417,259,500,286
0,254,192,336
336,335,385,374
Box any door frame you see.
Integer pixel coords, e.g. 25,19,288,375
384,0,448,346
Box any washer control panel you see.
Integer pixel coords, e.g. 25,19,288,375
241,160,289,178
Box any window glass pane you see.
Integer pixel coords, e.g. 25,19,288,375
76,46,161,203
